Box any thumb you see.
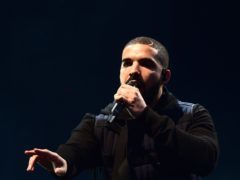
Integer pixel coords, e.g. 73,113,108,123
52,160,67,177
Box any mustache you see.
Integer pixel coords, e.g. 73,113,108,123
126,73,144,89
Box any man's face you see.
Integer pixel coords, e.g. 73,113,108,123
120,44,164,102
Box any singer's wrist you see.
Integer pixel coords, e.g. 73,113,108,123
133,105,148,119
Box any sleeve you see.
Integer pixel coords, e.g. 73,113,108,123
56,113,102,179
140,104,219,176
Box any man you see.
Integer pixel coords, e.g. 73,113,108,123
25,37,219,180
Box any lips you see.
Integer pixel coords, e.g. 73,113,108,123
127,79,144,91
128,80,140,87
125,73,145,92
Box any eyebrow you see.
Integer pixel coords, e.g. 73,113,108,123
121,57,159,70
122,57,158,65
122,57,155,62
139,57,157,63
122,58,131,61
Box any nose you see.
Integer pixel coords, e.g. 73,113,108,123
130,61,140,74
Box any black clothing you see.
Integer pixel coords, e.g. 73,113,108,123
57,89,219,180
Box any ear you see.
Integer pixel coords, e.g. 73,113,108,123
163,69,171,84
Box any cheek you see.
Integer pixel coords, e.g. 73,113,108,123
143,71,161,86
120,69,128,84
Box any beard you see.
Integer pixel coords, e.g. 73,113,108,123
141,80,162,105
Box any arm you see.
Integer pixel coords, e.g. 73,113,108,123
141,104,219,176
56,113,102,179
114,84,219,176
25,114,101,179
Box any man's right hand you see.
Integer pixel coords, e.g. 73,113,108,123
24,148,67,177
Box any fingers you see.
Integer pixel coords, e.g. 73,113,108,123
54,161,67,177
114,84,147,117
115,85,140,104
27,149,65,167
114,94,136,106
26,155,38,172
25,148,55,172
115,85,139,98
33,148,52,157
25,148,54,158
25,148,67,176
33,149,61,163
33,149,58,162
24,149,37,156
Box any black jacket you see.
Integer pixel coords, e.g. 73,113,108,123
57,89,219,180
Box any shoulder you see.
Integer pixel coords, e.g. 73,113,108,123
74,113,96,130
177,100,214,128
177,100,210,116
177,100,195,114
177,100,209,114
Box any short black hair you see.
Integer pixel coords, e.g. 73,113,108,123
124,36,169,68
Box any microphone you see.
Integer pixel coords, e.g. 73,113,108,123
107,73,138,123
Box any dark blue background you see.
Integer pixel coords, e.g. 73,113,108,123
1,0,239,179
